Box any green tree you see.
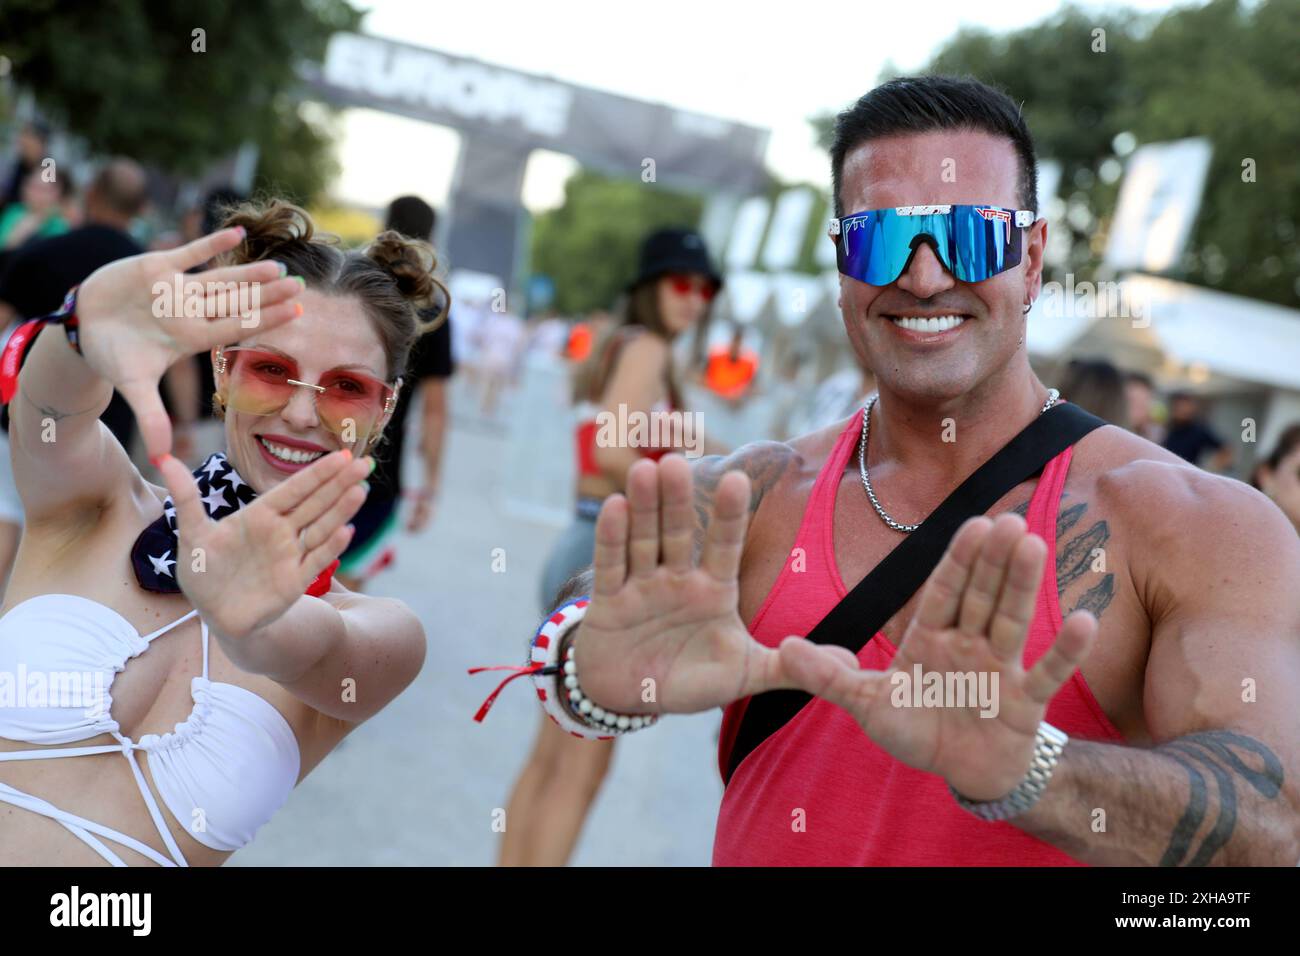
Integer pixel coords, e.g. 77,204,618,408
809,0,1300,306
1123,0,1300,303
0,0,361,205
529,170,705,315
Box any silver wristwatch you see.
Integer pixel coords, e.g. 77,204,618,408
949,721,1069,821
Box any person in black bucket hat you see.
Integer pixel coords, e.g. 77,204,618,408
496,223,729,866
627,227,724,294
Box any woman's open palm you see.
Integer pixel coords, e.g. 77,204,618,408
155,450,370,642
74,227,306,460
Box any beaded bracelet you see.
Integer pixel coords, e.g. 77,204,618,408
530,596,657,740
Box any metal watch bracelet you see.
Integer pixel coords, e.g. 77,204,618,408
948,721,1069,821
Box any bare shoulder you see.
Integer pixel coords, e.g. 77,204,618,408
687,416,851,544
612,327,669,366
1083,425,1300,570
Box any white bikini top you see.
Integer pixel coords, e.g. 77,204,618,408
0,594,300,866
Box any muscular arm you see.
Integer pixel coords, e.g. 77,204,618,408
1009,468,1300,865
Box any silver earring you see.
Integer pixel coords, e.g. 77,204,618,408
1022,302,1033,315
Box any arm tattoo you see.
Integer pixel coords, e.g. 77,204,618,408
1056,501,1086,537
1156,731,1284,866
20,381,101,422
1072,575,1115,617
1056,513,1108,591
691,442,796,556
1007,493,1115,620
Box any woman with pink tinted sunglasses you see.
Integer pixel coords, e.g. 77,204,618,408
0,199,442,865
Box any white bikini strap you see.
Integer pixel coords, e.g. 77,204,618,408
112,732,189,867
201,615,210,680
140,607,200,643
0,781,175,867
0,743,125,761
54,818,128,867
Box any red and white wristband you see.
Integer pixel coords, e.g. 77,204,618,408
468,595,658,740
534,597,657,739
0,285,82,405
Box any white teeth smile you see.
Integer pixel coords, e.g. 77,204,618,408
258,437,325,464
891,315,966,333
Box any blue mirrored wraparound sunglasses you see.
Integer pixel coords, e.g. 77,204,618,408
829,204,1035,286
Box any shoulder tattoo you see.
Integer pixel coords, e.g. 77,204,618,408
1008,493,1116,621
691,443,797,542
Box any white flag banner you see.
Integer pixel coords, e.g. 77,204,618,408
761,189,816,271
1104,138,1213,273
725,196,771,271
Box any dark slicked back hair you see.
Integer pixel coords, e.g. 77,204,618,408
830,75,1039,218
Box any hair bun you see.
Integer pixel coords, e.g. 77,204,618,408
368,230,448,315
218,199,322,264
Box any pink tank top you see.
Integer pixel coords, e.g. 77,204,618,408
713,407,1124,866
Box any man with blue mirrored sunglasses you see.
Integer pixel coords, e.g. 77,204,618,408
528,74,1300,870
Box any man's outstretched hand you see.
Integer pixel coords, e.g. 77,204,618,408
777,513,1098,801
571,455,816,715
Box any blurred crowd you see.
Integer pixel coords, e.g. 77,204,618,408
452,297,1300,538
3,102,1300,870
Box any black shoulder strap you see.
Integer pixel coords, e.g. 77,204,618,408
722,401,1106,785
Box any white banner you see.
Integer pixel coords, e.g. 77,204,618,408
1104,138,1213,273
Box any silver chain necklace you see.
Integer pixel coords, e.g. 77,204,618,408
858,388,1061,533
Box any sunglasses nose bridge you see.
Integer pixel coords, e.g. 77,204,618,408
286,377,326,394
279,378,326,425
895,236,957,293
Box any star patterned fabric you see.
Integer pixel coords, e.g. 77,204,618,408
130,451,261,593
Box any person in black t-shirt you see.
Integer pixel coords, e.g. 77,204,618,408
337,196,454,589
0,157,149,450
1163,391,1232,472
